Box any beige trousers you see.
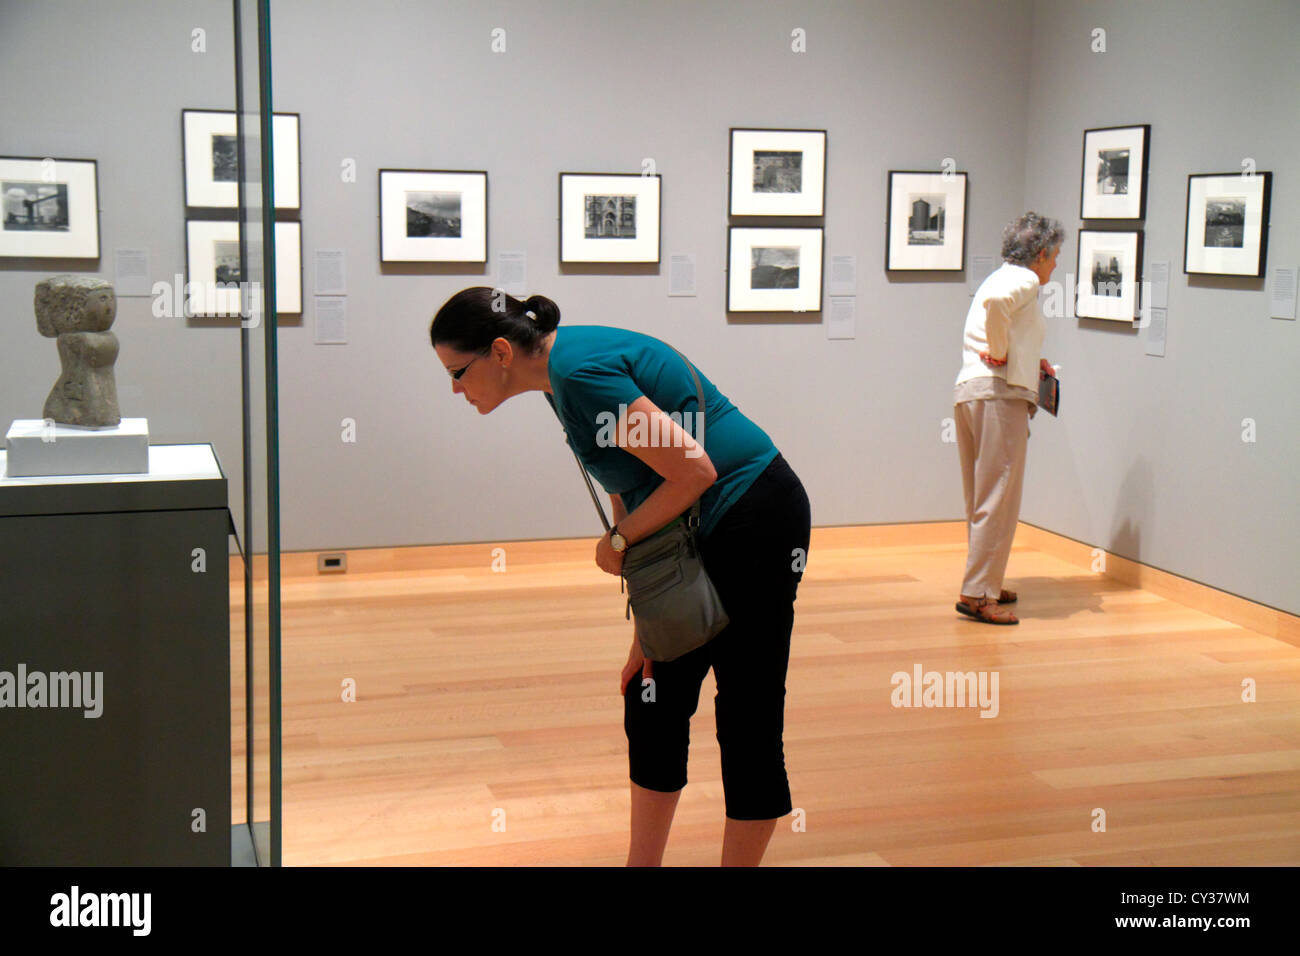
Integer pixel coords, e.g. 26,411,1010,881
954,398,1030,599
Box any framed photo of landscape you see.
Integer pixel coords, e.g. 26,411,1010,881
182,109,301,211
726,226,823,312
559,172,661,263
885,170,967,271
185,219,303,317
1184,172,1272,277
378,169,487,263
1076,229,1143,321
0,156,100,259
729,128,826,217
1080,124,1150,220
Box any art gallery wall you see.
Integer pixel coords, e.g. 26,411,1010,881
1018,0,1300,616
263,0,1036,550
1,1,1292,617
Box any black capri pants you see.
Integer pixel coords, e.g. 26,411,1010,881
622,452,811,820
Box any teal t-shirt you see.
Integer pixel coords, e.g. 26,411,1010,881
545,325,779,539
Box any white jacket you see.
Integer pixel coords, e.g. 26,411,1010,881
955,261,1044,392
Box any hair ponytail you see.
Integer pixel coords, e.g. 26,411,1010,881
430,287,561,355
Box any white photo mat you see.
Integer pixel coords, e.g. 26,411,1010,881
1080,125,1149,220
729,129,826,217
727,227,823,312
1077,229,1142,321
182,111,300,209
379,170,486,262
559,173,660,263
1184,173,1271,277
0,157,99,258
886,171,967,270
186,220,302,316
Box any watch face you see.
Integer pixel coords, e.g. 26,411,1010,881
612,533,627,551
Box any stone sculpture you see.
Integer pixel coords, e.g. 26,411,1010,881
36,275,121,428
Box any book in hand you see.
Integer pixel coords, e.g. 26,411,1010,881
1038,371,1060,416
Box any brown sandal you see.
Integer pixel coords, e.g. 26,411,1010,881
956,596,1019,625
997,589,1017,604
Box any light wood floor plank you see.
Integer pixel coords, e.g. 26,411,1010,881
226,523,1300,866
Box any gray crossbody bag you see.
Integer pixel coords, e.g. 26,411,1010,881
548,346,729,662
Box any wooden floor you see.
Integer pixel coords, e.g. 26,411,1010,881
230,522,1300,866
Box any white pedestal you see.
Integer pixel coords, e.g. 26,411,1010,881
4,418,151,477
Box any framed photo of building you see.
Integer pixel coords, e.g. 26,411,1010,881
885,170,968,271
182,109,301,212
1080,124,1150,220
1076,229,1143,321
0,156,100,259
1184,172,1272,277
378,169,487,263
559,172,660,263
726,226,823,312
185,219,303,317
729,128,826,217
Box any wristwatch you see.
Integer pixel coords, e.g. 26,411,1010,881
609,525,628,552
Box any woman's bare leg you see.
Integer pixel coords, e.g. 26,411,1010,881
627,781,681,866
721,816,778,866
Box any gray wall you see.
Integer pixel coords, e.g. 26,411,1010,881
2,1,1295,615
266,0,1032,548
1018,0,1299,615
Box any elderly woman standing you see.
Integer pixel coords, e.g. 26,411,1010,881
953,212,1063,625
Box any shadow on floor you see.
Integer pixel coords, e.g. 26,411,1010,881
995,573,1124,620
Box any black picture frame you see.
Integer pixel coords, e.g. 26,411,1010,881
728,128,827,217
558,172,661,264
1076,228,1144,321
0,155,101,259
378,168,488,264
1080,124,1150,221
885,170,969,271
726,225,824,312
1183,171,1272,277
181,108,301,217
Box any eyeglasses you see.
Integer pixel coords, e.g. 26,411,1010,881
448,350,489,380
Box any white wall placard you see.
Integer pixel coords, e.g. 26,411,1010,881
828,255,857,296
1145,307,1167,357
1147,260,1169,309
1270,267,1297,320
315,296,347,344
314,249,346,295
114,248,151,296
668,254,696,296
968,254,996,293
827,296,855,339
497,251,526,295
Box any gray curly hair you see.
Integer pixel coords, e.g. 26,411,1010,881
1001,212,1064,266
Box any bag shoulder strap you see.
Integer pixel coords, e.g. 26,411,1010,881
546,342,707,532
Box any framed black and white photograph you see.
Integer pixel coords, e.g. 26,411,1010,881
729,128,826,217
0,156,99,259
726,226,823,312
378,169,487,263
185,219,303,317
1184,172,1272,277
559,172,660,263
1080,124,1150,220
182,109,301,211
885,170,968,271
1076,229,1143,321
